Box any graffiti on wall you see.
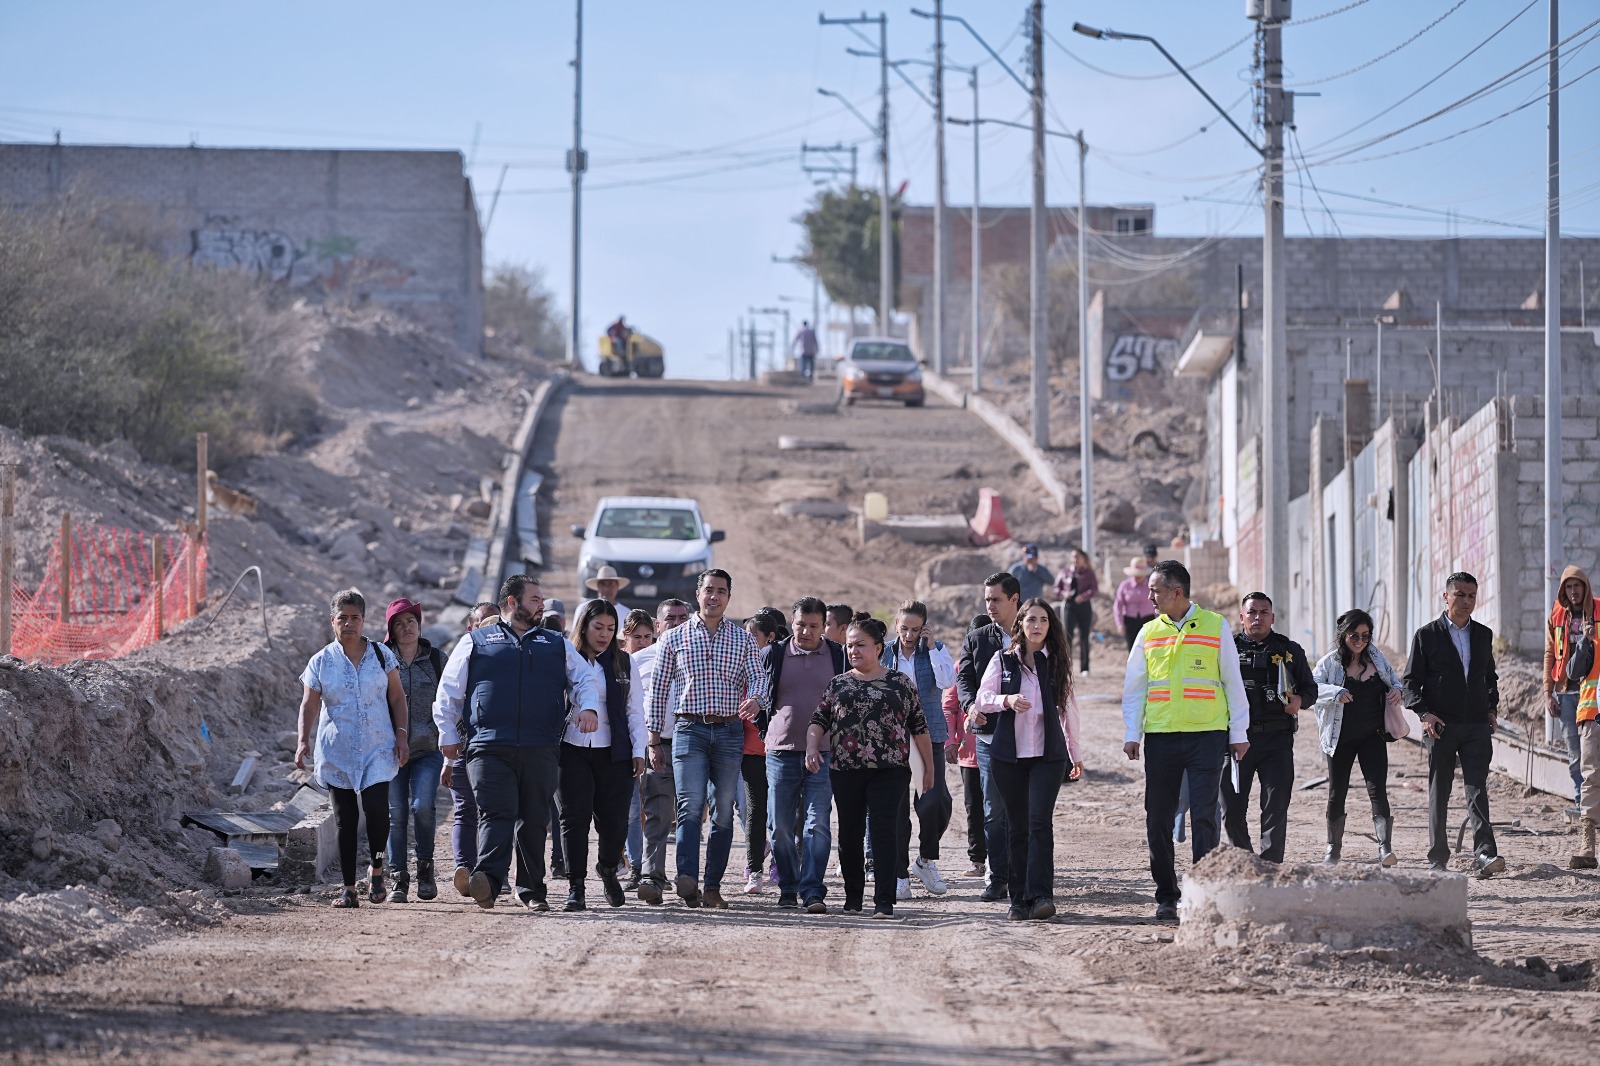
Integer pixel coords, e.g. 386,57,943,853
191,217,304,281
190,219,412,295
1104,334,1180,382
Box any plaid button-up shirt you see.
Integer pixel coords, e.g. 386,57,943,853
645,612,770,733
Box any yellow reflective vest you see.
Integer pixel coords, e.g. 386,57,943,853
1140,607,1229,733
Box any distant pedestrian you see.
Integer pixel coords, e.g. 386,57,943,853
1403,572,1505,877
381,598,446,902
619,608,658,889
296,589,409,908
825,603,853,647
1543,566,1594,811
446,601,500,897
764,596,846,912
975,598,1082,921
646,570,769,909
1008,544,1053,604
807,616,934,918
632,598,693,903
556,599,647,911
1222,593,1316,865
542,599,568,633
946,613,991,878
740,612,780,893
1121,560,1249,922
586,566,632,621
792,320,820,380
882,600,956,899
1112,556,1154,650
956,573,1023,904
1312,609,1403,866
1054,549,1098,677
432,575,602,910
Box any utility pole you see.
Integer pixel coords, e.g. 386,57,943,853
970,66,982,394
932,0,947,374
1257,0,1290,605
1076,133,1092,556
1544,0,1562,744
566,0,586,366
821,12,893,337
1029,0,1049,449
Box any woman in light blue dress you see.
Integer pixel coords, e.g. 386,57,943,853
294,588,410,908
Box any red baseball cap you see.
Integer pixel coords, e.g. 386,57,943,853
385,598,424,638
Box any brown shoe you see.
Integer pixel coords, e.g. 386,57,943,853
702,888,729,910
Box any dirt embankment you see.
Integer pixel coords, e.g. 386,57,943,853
0,304,546,976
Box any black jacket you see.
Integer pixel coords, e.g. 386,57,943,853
758,637,845,736
1233,631,1319,735
956,622,1009,731
1402,615,1499,724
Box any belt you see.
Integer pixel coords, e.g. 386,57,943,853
676,713,737,726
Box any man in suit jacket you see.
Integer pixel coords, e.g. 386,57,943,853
956,572,1022,903
1402,571,1506,877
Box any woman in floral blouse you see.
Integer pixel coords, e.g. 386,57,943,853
807,615,934,918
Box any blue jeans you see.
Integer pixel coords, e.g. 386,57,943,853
975,738,1010,885
1557,692,1583,801
448,756,477,869
387,749,444,875
767,749,833,900
799,352,815,380
626,778,644,870
671,719,744,891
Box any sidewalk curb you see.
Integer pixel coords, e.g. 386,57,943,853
922,369,1069,514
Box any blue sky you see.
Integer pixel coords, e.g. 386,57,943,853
3,1,1597,379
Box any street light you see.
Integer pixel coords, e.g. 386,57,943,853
1073,14,1290,603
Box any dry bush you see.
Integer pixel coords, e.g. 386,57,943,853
483,263,566,362
0,199,314,468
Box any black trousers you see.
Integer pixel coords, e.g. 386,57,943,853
960,764,986,864
833,766,910,912
990,755,1067,905
896,743,951,875
329,783,390,887
1427,721,1497,866
1143,730,1227,906
1062,601,1093,673
742,753,770,872
1221,729,1296,862
1123,614,1155,651
1327,725,1392,824
556,743,635,888
466,745,560,901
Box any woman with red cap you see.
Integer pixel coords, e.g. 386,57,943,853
383,597,447,902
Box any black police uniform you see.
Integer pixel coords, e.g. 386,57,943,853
1222,630,1318,862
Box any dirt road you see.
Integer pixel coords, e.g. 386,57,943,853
2,376,1598,1064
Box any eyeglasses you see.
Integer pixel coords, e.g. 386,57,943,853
1348,631,1371,644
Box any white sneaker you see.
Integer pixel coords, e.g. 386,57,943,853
912,857,948,895
744,871,763,894
896,877,912,901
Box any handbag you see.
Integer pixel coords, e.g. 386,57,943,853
1566,634,1595,683
1382,690,1411,743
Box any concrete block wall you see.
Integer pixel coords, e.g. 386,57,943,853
0,144,484,352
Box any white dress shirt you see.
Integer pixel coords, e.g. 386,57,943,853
887,639,957,689
431,624,601,748
1120,603,1250,745
562,654,649,758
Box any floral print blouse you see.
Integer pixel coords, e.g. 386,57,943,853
811,670,929,771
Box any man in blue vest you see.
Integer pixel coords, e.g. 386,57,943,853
882,599,957,899
1121,560,1250,921
434,574,602,911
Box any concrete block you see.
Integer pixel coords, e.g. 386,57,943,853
1519,461,1544,482
1563,417,1597,439
1565,461,1600,482
202,847,253,890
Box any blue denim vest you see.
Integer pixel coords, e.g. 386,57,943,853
463,622,570,749
881,641,949,745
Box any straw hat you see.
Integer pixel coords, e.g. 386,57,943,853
1123,556,1150,577
585,565,631,591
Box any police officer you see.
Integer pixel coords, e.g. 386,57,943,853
1222,592,1318,863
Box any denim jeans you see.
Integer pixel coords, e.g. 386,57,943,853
1143,730,1227,906
767,749,833,900
1557,692,1583,801
974,738,1010,885
386,749,444,877
671,719,744,891
639,753,676,886
626,778,644,870
448,756,478,870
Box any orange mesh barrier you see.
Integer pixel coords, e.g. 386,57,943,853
9,523,207,665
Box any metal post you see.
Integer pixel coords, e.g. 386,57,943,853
1077,134,1093,555
878,15,893,337
1260,6,1289,600
749,319,758,381
196,432,208,539
729,327,736,381
1435,300,1443,418
0,466,12,656
1544,0,1563,747
1029,0,1049,449
932,0,947,373
970,67,982,394
152,537,165,641
58,512,71,625
566,0,586,366
1375,317,1384,419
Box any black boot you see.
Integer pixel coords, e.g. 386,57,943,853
416,860,438,901
563,884,587,912
597,862,626,908
1324,815,1346,865
1374,816,1396,867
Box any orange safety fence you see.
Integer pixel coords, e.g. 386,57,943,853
9,522,208,665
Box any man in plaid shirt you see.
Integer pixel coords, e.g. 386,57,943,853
646,569,769,909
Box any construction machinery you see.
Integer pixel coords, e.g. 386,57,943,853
598,330,665,378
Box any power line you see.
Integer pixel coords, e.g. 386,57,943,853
1045,26,1252,81
1286,0,1470,88
1289,127,1343,237
1090,88,1252,158
1286,0,1374,26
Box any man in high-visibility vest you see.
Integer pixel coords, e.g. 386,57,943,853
1121,560,1250,922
